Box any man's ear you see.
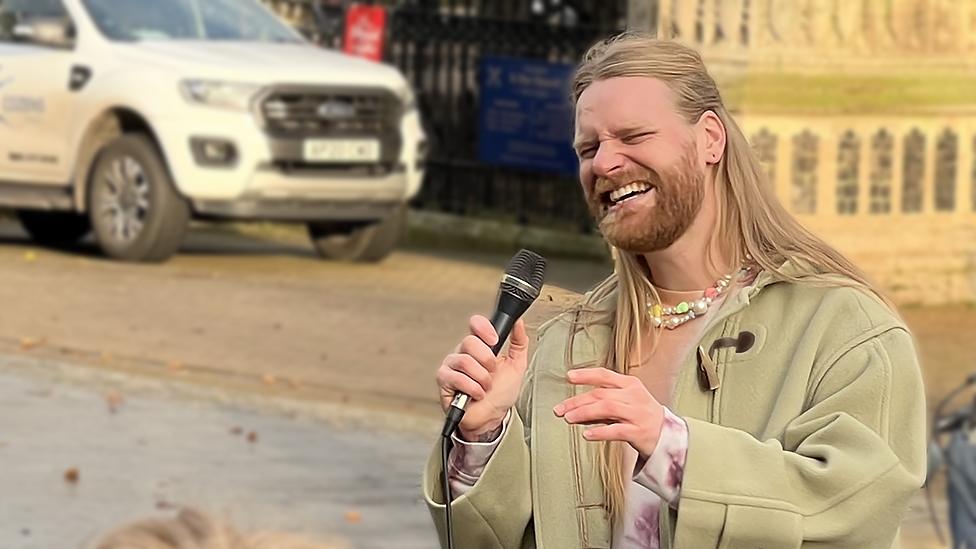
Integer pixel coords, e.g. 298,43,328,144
698,110,726,165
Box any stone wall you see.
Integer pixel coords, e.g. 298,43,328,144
741,115,976,304
657,0,976,74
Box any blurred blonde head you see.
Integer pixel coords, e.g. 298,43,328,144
571,32,884,523
93,508,348,549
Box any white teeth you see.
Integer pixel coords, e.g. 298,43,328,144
609,182,652,203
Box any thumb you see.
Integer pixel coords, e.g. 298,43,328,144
506,319,529,364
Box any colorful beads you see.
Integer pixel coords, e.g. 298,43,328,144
645,265,751,330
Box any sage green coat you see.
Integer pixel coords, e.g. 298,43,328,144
424,269,927,548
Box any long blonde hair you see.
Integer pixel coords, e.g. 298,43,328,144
571,33,886,523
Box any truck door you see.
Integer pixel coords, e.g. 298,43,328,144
0,0,78,185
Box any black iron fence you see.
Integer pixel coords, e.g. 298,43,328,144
266,0,628,231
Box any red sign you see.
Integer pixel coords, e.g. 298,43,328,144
343,5,388,62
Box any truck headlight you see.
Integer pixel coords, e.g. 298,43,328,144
180,80,262,111
399,85,417,113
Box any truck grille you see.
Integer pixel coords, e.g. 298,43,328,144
258,87,401,137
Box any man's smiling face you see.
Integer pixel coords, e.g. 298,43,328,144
574,77,706,253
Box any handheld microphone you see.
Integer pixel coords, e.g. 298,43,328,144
441,249,547,438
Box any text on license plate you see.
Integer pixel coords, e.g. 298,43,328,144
303,139,381,163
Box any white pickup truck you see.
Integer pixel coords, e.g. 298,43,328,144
0,0,425,262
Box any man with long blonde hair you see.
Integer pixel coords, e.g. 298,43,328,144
425,33,926,548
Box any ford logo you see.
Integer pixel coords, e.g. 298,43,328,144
317,101,356,120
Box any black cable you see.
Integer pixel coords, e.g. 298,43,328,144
442,434,456,549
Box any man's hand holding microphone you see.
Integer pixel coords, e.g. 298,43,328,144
436,315,529,441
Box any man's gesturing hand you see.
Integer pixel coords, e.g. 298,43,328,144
554,367,665,459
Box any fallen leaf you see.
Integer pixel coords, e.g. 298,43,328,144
23,251,37,262
100,352,113,364
344,510,361,524
105,391,124,414
64,468,80,484
155,499,176,510
230,426,243,436
167,361,184,372
19,337,45,351
262,374,276,385
247,431,258,443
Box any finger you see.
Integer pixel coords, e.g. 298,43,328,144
469,315,499,348
444,353,493,393
458,335,497,373
563,401,632,425
506,319,529,364
581,423,638,443
436,367,487,401
566,367,632,389
553,388,619,417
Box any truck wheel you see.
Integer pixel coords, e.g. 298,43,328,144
16,210,91,246
87,135,189,262
307,206,406,262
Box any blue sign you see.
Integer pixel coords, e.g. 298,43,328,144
478,56,578,176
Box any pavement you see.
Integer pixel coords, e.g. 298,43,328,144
0,220,607,422
0,353,438,549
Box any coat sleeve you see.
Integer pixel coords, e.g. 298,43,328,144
422,351,540,549
673,327,927,549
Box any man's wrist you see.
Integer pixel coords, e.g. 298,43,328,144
459,421,504,443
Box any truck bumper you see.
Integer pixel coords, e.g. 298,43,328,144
152,106,425,223
193,198,400,222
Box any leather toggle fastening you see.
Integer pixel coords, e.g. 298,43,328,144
697,345,720,391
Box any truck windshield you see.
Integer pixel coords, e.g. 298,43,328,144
81,0,303,42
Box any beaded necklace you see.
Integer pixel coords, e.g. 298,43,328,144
649,265,752,329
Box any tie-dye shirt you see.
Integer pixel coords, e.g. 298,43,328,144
447,409,688,548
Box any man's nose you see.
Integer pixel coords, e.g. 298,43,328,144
592,143,625,179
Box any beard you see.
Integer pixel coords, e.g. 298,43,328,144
588,146,705,253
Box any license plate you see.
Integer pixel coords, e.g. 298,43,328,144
303,138,381,163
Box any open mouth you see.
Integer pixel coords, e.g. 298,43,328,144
602,182,655,207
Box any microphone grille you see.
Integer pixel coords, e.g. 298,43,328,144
502,249,547,302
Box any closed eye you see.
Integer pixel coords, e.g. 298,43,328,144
576,145,597,159
621,132,655,145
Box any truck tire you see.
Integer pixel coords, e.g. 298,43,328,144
307,206,406,262
87,135,190,262
16,210,91,246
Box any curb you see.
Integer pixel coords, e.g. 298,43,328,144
405,210,609,261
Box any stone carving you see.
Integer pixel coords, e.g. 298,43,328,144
902,129,926,213
837,130,860,215
869,129,894,214
671,0,976,60
792,130,819,214
751,128,777,189
935,128,958,211
972,136,976,212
